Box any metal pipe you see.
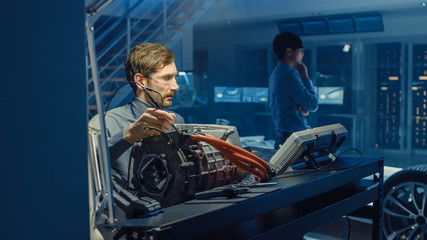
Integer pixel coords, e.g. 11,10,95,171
86,20,115,223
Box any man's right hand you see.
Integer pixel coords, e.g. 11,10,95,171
296,62,309,80
123,108,176,144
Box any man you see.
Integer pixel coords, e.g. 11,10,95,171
269,32,318,149
89,43,184,183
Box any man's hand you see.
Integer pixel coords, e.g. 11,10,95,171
123,108,176,144
296,62,309,80
297,104,309,117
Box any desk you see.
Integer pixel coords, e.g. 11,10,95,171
111,157,384,240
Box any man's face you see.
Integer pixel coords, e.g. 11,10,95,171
144,62,179,108
290,48,304,64
295,48,304,64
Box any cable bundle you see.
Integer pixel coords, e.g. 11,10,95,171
191,134,271,181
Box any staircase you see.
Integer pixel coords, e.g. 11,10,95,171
87,0,214,118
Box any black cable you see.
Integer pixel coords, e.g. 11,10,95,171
103,81,164,117
344,215,351,240
102,80,178,131
273,148,364,179
315,148,363,171
103,81,129,116
143,126,174,145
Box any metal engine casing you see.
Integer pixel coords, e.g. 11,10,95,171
131,124,245,207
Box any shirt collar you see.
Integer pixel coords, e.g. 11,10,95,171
277,61,293,70
131,97,153,117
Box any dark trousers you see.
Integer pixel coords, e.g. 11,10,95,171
274,131,292,149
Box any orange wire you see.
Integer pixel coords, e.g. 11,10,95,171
221,151,266,179
211,142,267,174
192,134,266,170
192,134,269,169
191,134,268,180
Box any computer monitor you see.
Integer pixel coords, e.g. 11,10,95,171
214,86,242,103
327,17,355,34
278,21,304,36
269,124,348,174
242,87,268,103
315,86,344,105
302,19,328,35
354,14,384,32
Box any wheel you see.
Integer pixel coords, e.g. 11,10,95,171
383,165,427,240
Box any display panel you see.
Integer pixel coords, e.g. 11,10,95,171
328,17,355,34
214,86,242,103
302,19,328,35
277,21,303,36
354,15,384,32
314,86,344,105
242,87,268,103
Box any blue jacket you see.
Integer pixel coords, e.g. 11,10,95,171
269,62,318,133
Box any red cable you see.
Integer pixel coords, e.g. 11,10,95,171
221,151,266,179
191,134,268,180
192,134,269,169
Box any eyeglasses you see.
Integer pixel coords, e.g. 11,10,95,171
146,73,178,85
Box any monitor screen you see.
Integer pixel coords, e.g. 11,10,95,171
302,19,328,35
327,17,355,34
242,87,268,103
278,21,304,36
214,86,242,103
354,15,383,32
315,86,344,105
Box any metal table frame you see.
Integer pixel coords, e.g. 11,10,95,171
109,157,384,240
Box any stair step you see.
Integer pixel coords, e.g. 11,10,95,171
89,105,97,110
187,7,204,12
155,40,174,44
100,78,126,82
109,53,127,58
168,28,184,33
98,65,125,70
171,17,194,22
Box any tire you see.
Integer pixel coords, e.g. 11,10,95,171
383,165,427,240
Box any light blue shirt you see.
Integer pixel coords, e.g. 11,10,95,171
269,62,318,133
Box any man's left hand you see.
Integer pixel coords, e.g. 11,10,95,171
297,105,309,117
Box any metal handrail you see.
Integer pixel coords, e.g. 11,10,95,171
88,0,167,88
94,0,147,48
130,0,187,47
92,0,158,68
88,0,203,104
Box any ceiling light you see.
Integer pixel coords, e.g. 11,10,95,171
343,44,351,53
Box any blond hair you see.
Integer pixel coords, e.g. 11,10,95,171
125,43,175,93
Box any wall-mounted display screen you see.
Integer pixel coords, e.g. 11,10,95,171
277,21,303,36
314,86,344,105
242,87,268,103
278,13,383,36
302,19,328,35
354,15,384,32
328,17,355,34
214,86,242,103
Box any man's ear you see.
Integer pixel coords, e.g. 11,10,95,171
286,47,293,56
134,73,147,88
